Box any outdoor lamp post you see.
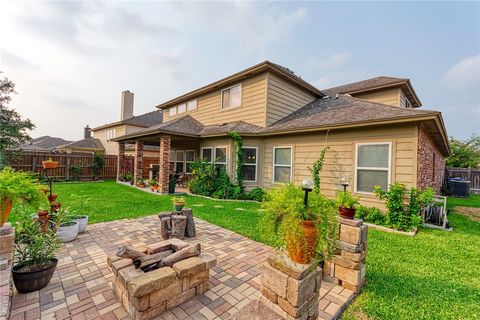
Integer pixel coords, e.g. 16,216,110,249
340,176,350,192
301,179,313,208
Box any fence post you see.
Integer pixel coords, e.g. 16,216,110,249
32,155,37,173
65,156,71,181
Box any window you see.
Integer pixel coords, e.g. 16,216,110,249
107,129,116,141
273,147,292,183
214,147,227,169
169,106,177,116
185,150,195,173
242,147,257,182
221,84,242,109
355,142,391,193
187,99,197,111
405,100,411,108
201,147,213,163
177,103,186,114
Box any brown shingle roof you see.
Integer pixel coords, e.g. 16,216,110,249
62,138,104,150
261,95,437,134
200,121,262,136
322,76,422,108
17,136,72,151
93,110,163,131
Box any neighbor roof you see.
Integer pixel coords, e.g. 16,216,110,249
93,110,163,131
156,61,324,110
323,76,422,108
17,136,72,151
62,138,104,150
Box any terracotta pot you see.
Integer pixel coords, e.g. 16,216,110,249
37,210,50,232
50,202,61,212
0,197,13,227
42,160,58,169
286,220,318,264
339,206,356,219
41,188,49,194
47,194,58,203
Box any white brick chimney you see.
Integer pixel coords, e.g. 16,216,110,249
120,90,134,120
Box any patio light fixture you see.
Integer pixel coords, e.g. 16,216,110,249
340,176,350,192
301,178,313,208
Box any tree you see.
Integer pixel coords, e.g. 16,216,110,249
0,73,35,159
446,135,480,168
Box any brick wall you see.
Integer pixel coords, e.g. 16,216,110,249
417,124,445,193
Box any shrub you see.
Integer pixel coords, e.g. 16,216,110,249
355,206,385,225
374,183,434,231
247,187,266,201
260,184,338,262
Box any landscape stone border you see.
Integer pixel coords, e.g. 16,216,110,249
0,223,15,320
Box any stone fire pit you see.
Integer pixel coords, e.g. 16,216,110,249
107,239,216,320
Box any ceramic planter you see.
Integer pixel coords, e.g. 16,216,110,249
286,220,318,264
57,221,79,242
0,197,13,227
173,202,185,211
73,216,88,233
42,160,58,169
12,258,58,293
339,206,356,219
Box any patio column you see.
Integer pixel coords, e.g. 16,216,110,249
134,140,144,183
159,135,171,194
117,142,126,180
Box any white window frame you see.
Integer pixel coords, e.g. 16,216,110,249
241,147,258,182
221,83,242,110
185,150,195,173
354,142,392,194
272,146,293,183
201,147,213,163
177,103,186,114
107,129,116,141
187,99,197,111
214,146,228,165
169,106,177,116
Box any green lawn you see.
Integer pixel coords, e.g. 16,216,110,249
9,181,480,319
446,194,480,209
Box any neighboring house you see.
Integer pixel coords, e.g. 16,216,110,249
92,90,163,156
16,136,72,151
113,61,449,208
59,126,105,154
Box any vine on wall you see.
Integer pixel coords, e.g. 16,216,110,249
228,131,244,193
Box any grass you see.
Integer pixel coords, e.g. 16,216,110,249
9,181,480,319
446,194,480,209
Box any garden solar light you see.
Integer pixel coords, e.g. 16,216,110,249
341,176,350,192
301,178,313,208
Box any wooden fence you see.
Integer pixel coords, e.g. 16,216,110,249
446,167,480,193
3,151,162,181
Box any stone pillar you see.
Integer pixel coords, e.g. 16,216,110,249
117,142,126,180
324,217,368,293
260,252,322,320
159,135,171,194
134,140,144,183
0,223,15,320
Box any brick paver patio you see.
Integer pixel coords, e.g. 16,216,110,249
9,215,354,320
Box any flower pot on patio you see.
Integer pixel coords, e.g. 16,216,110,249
339,206,356,219
73,215,88,233
57,221,79,242
172,197,185,211
12,258,58,293
42,159,59,169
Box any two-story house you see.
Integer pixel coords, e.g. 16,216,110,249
92,90,163,157
113,61,449,208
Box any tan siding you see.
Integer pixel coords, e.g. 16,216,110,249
163,73,267,127
266,72,317,126
259,124,418,209
353,88,401,107
399,90,408,108
93,124,144,155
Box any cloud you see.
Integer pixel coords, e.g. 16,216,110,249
307,52,352,70
0,50,37,70
442,54,480,91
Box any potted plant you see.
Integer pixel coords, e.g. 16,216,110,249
70,195,89,233
42,158,59,169
336,191,360,219
169,175,176,194
136,178,146,188
12,205,61,293
148,179,159,192
261,184,338,264
47,193,58,203
172,196,186,211
126,173,134,185
51,209,79,243
0,167,47,227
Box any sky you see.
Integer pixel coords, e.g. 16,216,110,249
1,1,479,141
